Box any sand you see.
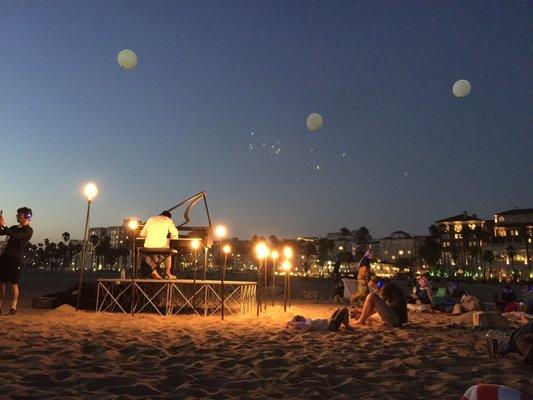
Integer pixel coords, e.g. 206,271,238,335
0,298,531,400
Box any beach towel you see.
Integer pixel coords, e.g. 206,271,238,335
461,384,529,400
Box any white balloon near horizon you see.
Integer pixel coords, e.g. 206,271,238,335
452,80,471,98
306,113,324,132
117,49,138,70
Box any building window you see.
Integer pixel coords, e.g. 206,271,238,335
468,224,476,230
454,224,462,233
495,228,506,237
454,233,462,239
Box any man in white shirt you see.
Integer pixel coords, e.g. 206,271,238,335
140,211,179,279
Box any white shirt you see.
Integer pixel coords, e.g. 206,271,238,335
287,317,330,332
140,215,179,248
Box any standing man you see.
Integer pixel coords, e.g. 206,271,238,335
140,211,179,279
0,207,33,315
350,249,373,306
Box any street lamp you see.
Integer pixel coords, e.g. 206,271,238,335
126,218,140,275
282,260,292,312
126,217,140,315
76,182,98,311
190,239,201,309
221,244,231,320
283,246,293,260
271,250,279,306
255,242,269,316
215,224,227,271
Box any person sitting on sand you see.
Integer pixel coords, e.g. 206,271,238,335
499,321,533,367
140,211,179,280
287,307,350,332
494,285,518,312
354,278,408,327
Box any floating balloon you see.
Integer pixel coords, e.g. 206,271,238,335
117,49,138,70
306,113,324,132
452,80,471,98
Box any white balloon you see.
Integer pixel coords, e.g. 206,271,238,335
117,49,138,70
306,113,324,132
452,80,471,98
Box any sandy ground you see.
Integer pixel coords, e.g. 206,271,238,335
0,297,531,399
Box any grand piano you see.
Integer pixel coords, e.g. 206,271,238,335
133,191,213,251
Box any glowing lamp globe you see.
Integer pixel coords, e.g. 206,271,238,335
83,183,98,201
191,239,201,251
127,219,139,230
452,80,471,98
256,242,269,260
223,244,231,254
283,246,293,259
282,260,291,271
215,225,227,238
117,49,138,70
306,113,324,132
271,250,279,260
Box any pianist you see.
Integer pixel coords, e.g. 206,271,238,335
140,211,179,279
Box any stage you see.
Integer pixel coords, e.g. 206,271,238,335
96,278,257,317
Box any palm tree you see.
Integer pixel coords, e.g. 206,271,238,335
507,246,517,281
419,237,441,275
482,250,495,280
339,227,351,236
317,238,334,272
61,232,71,269
520,226,531,278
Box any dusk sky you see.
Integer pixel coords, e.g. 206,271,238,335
0,1,531,243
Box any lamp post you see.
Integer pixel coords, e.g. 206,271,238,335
76,182,98,311
221,244,231,320
271,250,279,306
127,219,139,278
263,246,270,310
282,260,291,312
127,218,139,316
283,246,293,309
215,225,227,272
255,242,268,316
191,239,201,308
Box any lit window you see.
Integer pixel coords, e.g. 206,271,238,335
468,224,476,230
454,224,462,233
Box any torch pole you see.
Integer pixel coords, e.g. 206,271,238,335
76,200,91,311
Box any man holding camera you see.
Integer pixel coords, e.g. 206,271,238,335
0,207,33,315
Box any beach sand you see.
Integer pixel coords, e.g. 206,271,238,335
0,297,531,399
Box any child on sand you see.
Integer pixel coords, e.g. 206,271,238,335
287,307,350,332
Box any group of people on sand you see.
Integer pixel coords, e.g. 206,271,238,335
289,250,409,332
289,250,533,368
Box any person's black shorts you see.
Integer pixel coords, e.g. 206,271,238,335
0,255,22,284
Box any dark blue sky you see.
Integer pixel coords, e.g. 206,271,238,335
1,1,531,243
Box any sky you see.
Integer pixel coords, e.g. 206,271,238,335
0,1,532,244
